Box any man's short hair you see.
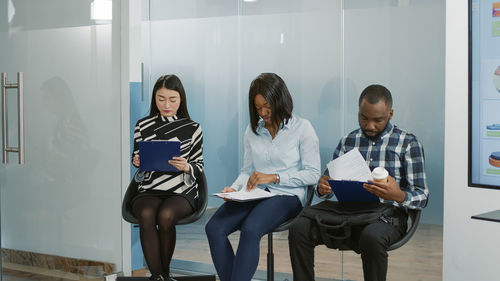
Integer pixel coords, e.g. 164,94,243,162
358,84,393,108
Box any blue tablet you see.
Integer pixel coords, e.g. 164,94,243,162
328,180,380,202
139,141,181,172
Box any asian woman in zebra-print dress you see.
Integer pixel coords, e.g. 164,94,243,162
131,75,203,281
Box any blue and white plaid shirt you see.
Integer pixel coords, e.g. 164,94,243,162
325,122,429,210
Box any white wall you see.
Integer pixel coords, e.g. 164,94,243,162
443,1,500,280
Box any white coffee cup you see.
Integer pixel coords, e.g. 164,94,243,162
371,167,389,183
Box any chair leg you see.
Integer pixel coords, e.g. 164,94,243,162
267,233,274,281
340,250,344,281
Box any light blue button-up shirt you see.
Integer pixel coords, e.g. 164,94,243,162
230,115,321,206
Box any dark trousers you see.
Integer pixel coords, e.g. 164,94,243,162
205,195,302,281
288,208,406,281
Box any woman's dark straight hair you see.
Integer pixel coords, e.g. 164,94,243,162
248,73,293,135
149,74,191,119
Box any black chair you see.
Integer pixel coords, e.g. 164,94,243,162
122,172,209,225
266,185,315,281
121,171,215,281
388,208,421,251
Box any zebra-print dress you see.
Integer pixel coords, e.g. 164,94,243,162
132,114,203,210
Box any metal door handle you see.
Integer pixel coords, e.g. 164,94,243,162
141,62,145,101
1,72,24,164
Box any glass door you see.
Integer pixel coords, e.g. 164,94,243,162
0,0,123,280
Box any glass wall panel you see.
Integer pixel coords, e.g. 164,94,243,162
335,1,445,279
140,0,444,279
343,0,445,224
240,0,343,173
147,0,240,208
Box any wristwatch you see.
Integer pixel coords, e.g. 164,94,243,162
275,173,280,184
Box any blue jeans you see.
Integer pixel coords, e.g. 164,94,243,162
205,195,302,281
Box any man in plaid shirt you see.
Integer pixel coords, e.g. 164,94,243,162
289,84,429,281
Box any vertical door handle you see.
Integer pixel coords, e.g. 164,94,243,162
1,72,24,164
141,62,144,101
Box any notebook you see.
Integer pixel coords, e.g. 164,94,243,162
138,140,181,172
328,180,380,202
212,188,276,202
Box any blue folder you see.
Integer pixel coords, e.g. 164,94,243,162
328,180,380,202
138,141,181,172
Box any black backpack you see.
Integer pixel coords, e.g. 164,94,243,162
301,200,404,252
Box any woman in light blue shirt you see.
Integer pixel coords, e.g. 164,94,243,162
205,73,321,281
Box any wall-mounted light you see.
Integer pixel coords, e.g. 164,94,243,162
244,0,258,3
91,0,112,21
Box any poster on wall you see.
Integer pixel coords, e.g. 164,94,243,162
469,0,500,188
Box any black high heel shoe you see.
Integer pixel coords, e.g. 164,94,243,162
161,273,178,281
149,273,166,281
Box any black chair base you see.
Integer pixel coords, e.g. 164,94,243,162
117,275,215,281
267,185,315,281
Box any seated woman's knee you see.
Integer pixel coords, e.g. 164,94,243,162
137,207,157,226
205,218,222,239
240,224,265,240
157,209,176,231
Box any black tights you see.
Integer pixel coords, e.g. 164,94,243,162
132,195,193,276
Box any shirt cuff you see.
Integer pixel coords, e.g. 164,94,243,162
230,180,243,191
315,185,333,199
231,174,250,191
320,193,334,199
399,191,411,207
230,184,242,191
183,164,196,187
279,173,289,186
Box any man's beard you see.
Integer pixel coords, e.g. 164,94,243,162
359,121,389,140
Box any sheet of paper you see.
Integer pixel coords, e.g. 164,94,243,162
212,187,276,202
326,148,373,182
